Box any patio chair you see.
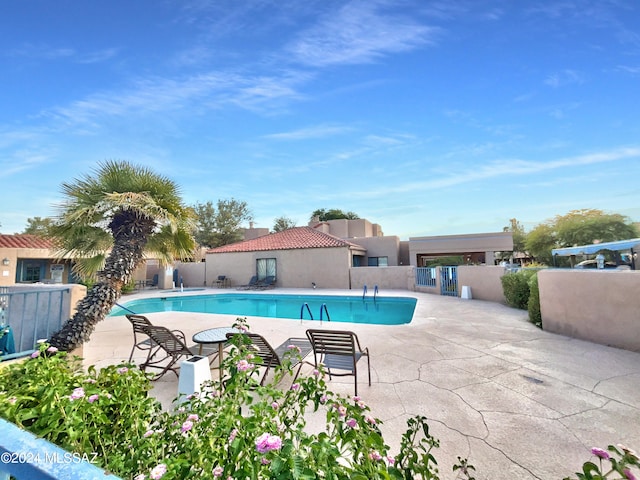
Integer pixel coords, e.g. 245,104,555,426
214,275,227,288
138,325,218,380
306,329,371,396
255,275,276,290
236,275,258,290
146,274,159,288
126,314,156,362
126,314,191,363
226,332,312,385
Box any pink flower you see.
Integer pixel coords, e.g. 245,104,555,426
229,428,238,443
117,366,129,374
312,369,320,377
87,394,99,403
271,401,279,410
386,456,395,466
346,418,357,428
134,475,146,480
368,450,383,461
181,420,193,433
46,346,59,353
290,383,300,391
255,433,282,453
237,359,253,371
337,405,347,417
212,466,224,477
68,387,85,401
261,457,271,465
144,430,154,438
149,463,167,479
187,414,199,422
320,395,328,404
365,415,376,425
287,344,301,354
623,469,637,480
30,351,40,359
591,447,610,460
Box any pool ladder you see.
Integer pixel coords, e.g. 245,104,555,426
362,284,379,300
300,303,331,323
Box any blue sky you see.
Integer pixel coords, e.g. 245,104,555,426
2,1,639,240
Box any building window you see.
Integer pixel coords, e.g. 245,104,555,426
256,258,276,280
367,257,388,267
17,260,46,283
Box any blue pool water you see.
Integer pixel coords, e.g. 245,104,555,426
110,293,416,325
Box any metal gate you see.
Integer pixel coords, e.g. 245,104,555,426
440,266,458,296
0,287,70,356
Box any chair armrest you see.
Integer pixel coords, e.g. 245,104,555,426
171,329,187,343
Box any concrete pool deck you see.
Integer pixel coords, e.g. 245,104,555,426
85,288,640,480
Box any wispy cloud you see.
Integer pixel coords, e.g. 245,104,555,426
286,0,438,67
616,64,640,75
263,124,353,140
544,69,585,88
6,43,118,64
44,69,308,130
343,147,640,199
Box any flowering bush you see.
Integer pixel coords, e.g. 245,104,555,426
0,317,637,480
564,445,639,480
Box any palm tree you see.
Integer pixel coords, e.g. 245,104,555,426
49,160,196,351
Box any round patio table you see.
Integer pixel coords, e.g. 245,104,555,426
192,326,240,371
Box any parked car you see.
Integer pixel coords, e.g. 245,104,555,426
574,260,618,269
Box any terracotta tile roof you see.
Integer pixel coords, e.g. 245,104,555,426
207,227,364,254
0,234,55,249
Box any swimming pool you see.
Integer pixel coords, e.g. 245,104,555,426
110,293,417,325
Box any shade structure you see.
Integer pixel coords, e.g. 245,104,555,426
551,238,640,257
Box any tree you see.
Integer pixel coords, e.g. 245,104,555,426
524,209,638,265
49,160,195,351
309,208,360,222
272,216,296,232
525,223,556,265
554,209,637,246
193,199,253,248
22,216,55,236
503,218,526,254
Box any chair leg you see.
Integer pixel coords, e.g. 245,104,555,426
354,369,358,397
367,355,371,386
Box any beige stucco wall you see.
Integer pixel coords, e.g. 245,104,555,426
0,247,74,286
408,232,514,266
457,266,508,303
309,218,382,238
205,247,353,289
174,261,207,288
349,236,400,266
349,266,414,290
69,283,87,316
538,269,640,352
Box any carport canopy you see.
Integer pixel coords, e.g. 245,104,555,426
552,238,640,256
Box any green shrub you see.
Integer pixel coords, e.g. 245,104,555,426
501,270,536,309
527,274,542,328
0,345,161,474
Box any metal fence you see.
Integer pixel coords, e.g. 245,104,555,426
415,267,437,287
440,266,458,296
0,287,71,356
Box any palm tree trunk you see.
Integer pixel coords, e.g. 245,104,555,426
50,213,155,351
